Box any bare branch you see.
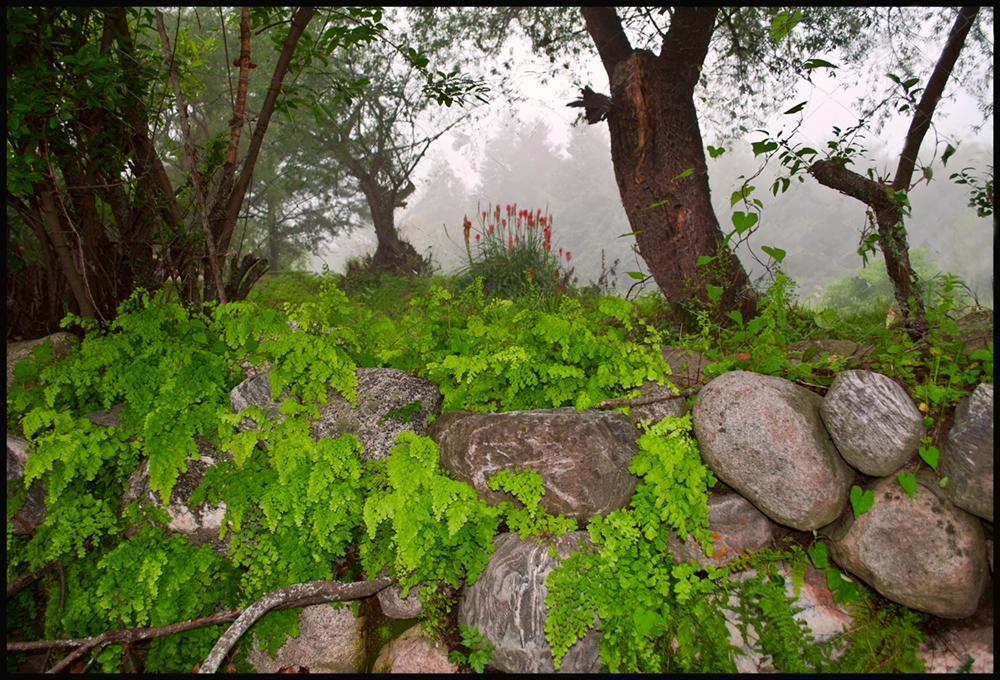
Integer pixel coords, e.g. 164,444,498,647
200,576,395,673
597,387,701,409
155,9,228,305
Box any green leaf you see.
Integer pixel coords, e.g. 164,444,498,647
769,9,802,42
849,485,875,518
731,211,758,235
725,310,743,326
760,245,786,263
617,231,641,238
751,140,778,156
696,255,715,267
705,284,723,301
672,167,694,181
730,185,755,206
707,145,725,159
803,58,838,71
897,471,917,499
941,143,957,167
807,541,829,569
783,101,807,115
625,271,647,281
918,445,939,471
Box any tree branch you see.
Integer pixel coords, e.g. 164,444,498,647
596,387,700,409
155,9,228,305
892,6,978,192
199,576,395,673
580,7,633,81
6,576,396,674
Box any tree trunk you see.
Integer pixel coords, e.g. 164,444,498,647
808,6,978,338
582,7,756,320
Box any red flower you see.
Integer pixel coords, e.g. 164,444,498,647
528,267,535,280
565,251,572,262
476,233,481,242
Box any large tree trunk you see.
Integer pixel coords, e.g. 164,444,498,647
582,7,755,320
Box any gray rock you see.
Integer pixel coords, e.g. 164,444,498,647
458,532,601,673
940,384,993,522
942,309,993,355
668,487,783,568
827,474,988,619
661,346,711,387
7,332,79,390
247,603,365,673
630,380,689,428
121,435,229,553
430,408,639,527
373,566,423,619
310,368,442,461
692,371,853,531
372,625,459,673
6,433,46,534
820,370,923,476
230,373,293,430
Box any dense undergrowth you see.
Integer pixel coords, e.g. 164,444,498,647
6,260,992,673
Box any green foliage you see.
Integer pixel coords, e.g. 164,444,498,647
544,415,729,672
849,485,875,518
448,625,496,673
487,468,578,540
826,588,927,672
360,432,501,597
409,283,671,412
806,541,859,605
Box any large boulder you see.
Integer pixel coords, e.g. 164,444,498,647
667,486,784,568
939,383,993,522
430,408,639,526
247,603,366,673
692,371,853,531
78,405,230,552
372,625,459,674
231,368,442,461
457,532,601,673
820,370,923,476
6,332,80,390
6,433,46,534
826,474,988,619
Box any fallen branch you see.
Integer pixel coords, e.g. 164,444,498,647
6,576,395,674
597,387,701,409
200,576,395,673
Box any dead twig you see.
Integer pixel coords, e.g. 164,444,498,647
597,386,701,408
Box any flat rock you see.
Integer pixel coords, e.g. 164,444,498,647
826,474,988,619
457,532,601,673
692,371,853,530
940,383,993,522
429,408,639,527
820,370,923,476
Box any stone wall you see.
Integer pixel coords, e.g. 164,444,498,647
6,338,994,673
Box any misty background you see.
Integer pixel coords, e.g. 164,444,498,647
301,20,994,307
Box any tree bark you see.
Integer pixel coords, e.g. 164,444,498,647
582,7,756,321
808,7,978,338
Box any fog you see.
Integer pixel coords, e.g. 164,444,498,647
307,19,994,307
